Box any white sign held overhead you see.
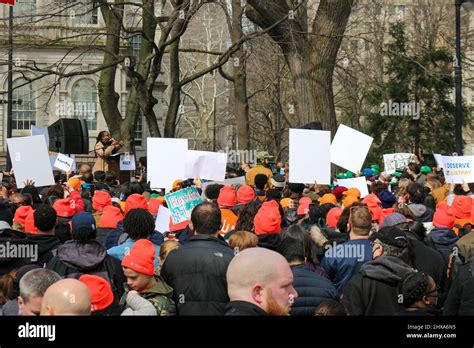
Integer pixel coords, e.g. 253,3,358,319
289,129,331,184
147,138,188,190
155,206,172,234
7,135,55,189
185,150,227,181
336,177,369,198
433,153,443,168
383,153,414,174
53,153,74,172
441,155,474,184
120,153,136,171
31,125,50,147
330,124,373,173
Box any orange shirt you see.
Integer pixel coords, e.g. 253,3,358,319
219,208,238,237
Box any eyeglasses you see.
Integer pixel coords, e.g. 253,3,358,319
424,286,440,298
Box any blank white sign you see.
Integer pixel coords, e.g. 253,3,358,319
331,124,373,173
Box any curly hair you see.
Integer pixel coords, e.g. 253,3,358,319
236,200,262,232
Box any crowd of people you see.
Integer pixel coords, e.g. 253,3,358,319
0,153,473,316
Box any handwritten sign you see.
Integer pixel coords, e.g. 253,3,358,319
383,153,414,174
441,156,474,184
120,153,136,171
53,153,74,172
165,187,203,224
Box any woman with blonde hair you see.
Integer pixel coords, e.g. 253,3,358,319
227,231,258,253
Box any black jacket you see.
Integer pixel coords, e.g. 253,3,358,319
224,301,268,316
290,264,339,316
25,233,60,266
342,256,415,315
407,236,446,295
257,234,281,251
161,234,234,315
427,228,458,266
46,240,126,301
443,260,474,315
0,229,35,276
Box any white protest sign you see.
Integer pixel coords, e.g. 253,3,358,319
120,153,136,171
53,153,74,172
433,153,443,168
7,135,55,189
185,150,227,181
330,124,373,173
147,138,188,189
201,176,246,199
289,129,331,184
31,125,49,147
383,153,414,174
441,156,474,184
336,177,369,198
155,206,172,234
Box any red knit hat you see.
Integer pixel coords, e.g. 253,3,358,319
379,208,396,227
24,210,38,234
236,185,255,204
332,186,348,201
125,194,148,214
217,186,237,207
326,207,342,228
363,194,382,222
99,206,124,229
254,200,281,235
450,195,472,219
53,198,76,218
147,198,163,215
434,202,455,228
121,239,156,275
92,191,112,212
297,197,312,215
14,206,33,225
79,274,114,312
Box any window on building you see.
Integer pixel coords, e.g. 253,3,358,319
69,1,98,25
128,34,142,65
72,79,98,131
134,114,143,147
16,0,36,22
12,79,36,130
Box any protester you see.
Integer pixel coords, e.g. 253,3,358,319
314,300,348,316
227,231,259,252
246,159,272,189
161,202,234,315
225,247,298,316
25,205,60,266
443,259,474,315
40,278,91,316
278,225,338,315
79,274,121,316
342,226,415,315
18,268,61,316
396,272,440,316
47,212,126,302
120,239,175,315
217,186,238,237
321,205,373,293
254,200,282,250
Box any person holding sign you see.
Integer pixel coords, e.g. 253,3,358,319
92,131,124,177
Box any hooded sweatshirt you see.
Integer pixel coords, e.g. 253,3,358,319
408,203,434,223
46,240,126,301
342,256,415,315
25,233,60,266
428,228,459,266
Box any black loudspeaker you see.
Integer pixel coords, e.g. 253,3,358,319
47,119,89,154
299,121,323,130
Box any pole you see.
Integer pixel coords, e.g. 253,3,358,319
6,4,13,170
454,0,463,155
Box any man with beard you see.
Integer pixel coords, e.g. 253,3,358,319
224,247,298,316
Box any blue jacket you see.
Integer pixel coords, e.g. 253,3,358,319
105,220,164,249
320,239,372,294
290,264,338,316
107,239,161,267
428,228,458,266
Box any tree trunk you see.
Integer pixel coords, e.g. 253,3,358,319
231,0,250,151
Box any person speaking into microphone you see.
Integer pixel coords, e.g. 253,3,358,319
92,131,124,175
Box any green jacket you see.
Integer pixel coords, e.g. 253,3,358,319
120,276,176,316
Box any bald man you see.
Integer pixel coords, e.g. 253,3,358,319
40,279,91,316
225,247,298,316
